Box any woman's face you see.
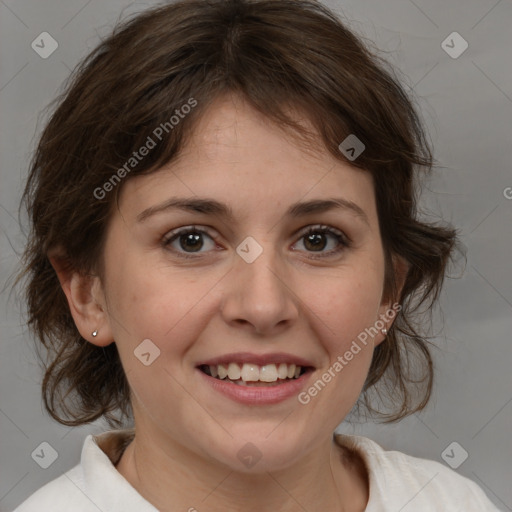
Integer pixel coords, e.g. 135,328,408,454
98,95,394,472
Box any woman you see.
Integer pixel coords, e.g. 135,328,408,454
14,0,501,510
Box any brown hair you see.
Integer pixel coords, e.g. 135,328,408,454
19,0,459,427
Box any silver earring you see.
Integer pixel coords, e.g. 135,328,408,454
381,327,388,336
92,330,98,337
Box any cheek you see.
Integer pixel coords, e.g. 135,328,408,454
292,271,382,426
302,261,384,387
104,253,221,361
309,266,384,346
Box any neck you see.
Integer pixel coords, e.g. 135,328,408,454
115,428,368,512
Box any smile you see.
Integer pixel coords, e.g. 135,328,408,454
199,362,309,386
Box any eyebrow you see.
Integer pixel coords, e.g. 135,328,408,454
136,196,369,226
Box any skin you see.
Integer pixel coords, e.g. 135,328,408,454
52,94,407,512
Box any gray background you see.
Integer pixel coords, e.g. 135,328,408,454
1,0,511,510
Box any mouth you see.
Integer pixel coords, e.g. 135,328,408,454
195,352,316,404
197,362,313,387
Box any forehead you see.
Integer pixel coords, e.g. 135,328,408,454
118,95,377,224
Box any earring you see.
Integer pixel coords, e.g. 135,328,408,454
92,330,98,337
381,327,388,336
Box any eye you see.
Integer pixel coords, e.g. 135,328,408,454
292,225,350,258
162,226,217,259
162,224,351,260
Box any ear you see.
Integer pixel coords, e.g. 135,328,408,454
374,254,409,347
48,249,113,347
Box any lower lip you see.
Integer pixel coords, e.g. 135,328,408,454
196,368,313,405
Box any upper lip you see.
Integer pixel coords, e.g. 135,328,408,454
197,352,315,368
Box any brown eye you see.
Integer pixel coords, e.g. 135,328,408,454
177,232,204,252
293,225,350,258
163,226,217,258
303,232,328,251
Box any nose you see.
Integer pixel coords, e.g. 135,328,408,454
220,239,299,336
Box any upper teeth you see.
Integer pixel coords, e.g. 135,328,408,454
208,363,302,382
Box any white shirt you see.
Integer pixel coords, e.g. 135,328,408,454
13,428,502,511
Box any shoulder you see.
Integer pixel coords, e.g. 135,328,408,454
335,433,502,511
13,464,92,512
13,429,154,512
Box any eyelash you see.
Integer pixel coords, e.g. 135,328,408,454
162,224,351,260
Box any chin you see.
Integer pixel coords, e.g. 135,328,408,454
200,431,312,474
